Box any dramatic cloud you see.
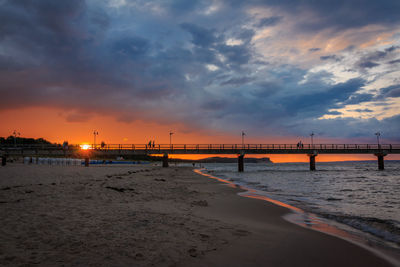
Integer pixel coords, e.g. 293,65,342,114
1,0,400,140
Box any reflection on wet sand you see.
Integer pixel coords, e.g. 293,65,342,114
195,168,352,238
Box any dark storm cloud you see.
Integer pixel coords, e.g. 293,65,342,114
0,0,180,113
180,22,252,67
288,115,400,140
0,0,399,140
282,78,365,116
193,73,368,135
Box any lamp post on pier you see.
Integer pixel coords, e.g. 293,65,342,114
241,131,246,148
375,132,381,148
169,131,174,147
12,130,20,147
310,132,314,148
93,130,99,148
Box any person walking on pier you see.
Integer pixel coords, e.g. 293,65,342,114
297,141,303,149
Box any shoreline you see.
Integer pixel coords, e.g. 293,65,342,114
0,164,398,266
194,168,400,266
194,161,400,247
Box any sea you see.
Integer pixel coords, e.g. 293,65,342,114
198,161,400,251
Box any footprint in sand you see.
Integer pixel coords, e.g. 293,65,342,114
199,233,210,241
188,248,198,257
135,253,144,260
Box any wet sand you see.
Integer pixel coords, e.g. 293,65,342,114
0,164,397,266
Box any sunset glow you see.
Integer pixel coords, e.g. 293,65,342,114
80,144,91,150
1,0,399,162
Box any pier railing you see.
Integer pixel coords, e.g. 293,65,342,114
1,143,399,151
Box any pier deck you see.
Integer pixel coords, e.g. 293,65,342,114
1,144,399,170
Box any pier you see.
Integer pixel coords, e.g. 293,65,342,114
1,143,399,171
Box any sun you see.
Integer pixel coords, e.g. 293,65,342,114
80,144,91,150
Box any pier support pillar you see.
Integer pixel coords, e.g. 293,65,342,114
238,154,244,172
308,154,317,171
162,153,169,168
84,157,89,167
1,155,6,166
375,153,386,170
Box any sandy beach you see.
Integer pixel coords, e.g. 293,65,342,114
0,164,397,266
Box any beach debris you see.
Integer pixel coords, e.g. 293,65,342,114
191,200,208,207
326,197,342,201
105,186,135,193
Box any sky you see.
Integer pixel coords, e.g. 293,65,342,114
1,0,400,162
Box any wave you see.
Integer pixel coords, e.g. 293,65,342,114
319,213,400,246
